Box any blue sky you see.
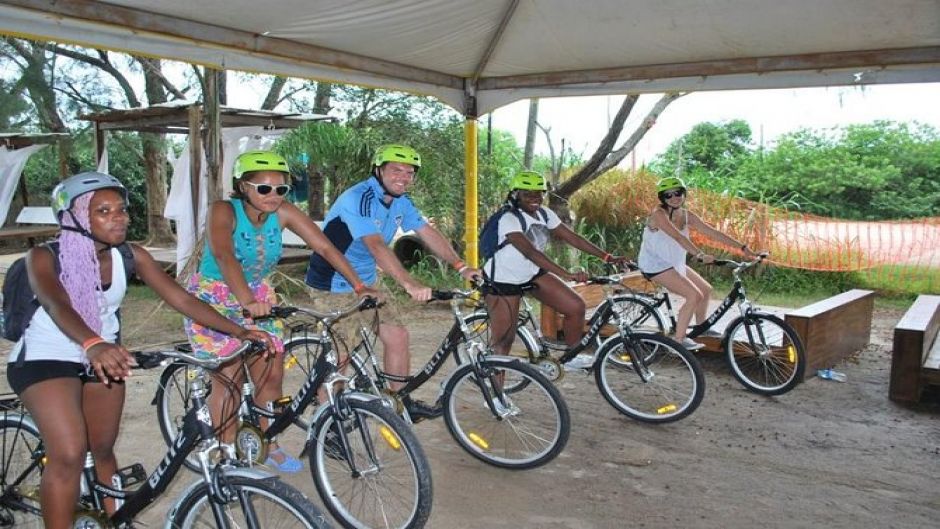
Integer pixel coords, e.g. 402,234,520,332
488,83,940,166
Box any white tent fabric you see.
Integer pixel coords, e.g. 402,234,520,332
96,135,108,174
0,0,937,115
163,127,283,272
0,144,46,227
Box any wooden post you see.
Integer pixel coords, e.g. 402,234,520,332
188,104,203,236
204,68,223,203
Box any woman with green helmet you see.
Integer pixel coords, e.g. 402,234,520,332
637,177,761,350
482,170,627,370
185,149,376,472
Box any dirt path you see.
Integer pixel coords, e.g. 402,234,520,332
2,298,939,528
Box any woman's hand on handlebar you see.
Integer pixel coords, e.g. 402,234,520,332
243,299,273,319
235,328,277,358
565,269,590,283
86,342,135,385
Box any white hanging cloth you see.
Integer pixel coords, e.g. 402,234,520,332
0,144,47,227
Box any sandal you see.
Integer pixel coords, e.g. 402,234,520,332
264,447,303,473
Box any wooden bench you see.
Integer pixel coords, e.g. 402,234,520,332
0,206,58,246
785,289,876,380
889,295,940,404
540,271,654,339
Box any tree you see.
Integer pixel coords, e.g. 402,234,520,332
551,93,685,220
650,119,754,189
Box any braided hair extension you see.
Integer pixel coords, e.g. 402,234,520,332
57,193,104,335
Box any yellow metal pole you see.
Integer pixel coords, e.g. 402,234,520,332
463,118,479,268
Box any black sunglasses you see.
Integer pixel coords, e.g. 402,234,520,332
662,189,685,199
243,181,291,196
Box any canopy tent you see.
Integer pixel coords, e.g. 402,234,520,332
0,133,68,228
3,0,939,264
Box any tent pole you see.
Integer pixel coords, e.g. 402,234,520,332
463,117,479,268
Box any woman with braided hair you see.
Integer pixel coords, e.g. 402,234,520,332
6,172,273,529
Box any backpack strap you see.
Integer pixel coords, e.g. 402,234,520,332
488,207,531,283
116,242,136,280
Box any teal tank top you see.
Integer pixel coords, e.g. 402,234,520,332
199,199,283,284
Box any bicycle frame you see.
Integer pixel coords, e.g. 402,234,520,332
642,270,753,339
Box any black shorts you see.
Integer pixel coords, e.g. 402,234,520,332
482,269,547,296
6,360,102,395
641,267,673,281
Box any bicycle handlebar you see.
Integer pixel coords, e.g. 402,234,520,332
132,340,267,371
242,296,383,322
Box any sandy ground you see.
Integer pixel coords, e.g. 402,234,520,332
2,294,939,529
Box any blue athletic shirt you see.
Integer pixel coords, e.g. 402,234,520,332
200,199,282,285
305,176,427,292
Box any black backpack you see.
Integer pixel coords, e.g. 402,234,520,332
1,242,135,342
478,204,548,278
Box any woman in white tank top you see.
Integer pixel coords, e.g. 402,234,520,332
638,177,760,350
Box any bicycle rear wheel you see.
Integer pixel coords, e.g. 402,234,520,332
443,358,570,469
0,416,43,529
609,295,667,334
595,333,705,423
169,475,330,528
309,398,432,529
725,313,806,395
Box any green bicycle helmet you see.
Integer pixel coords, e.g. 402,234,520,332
656,176,687,194
510,170,548,191
373,144,421,169
233,150,290,180
52,171,128,224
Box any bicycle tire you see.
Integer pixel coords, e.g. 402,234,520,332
460,312,540,363
594,333,705,423
608,295,668,334
308,398,432,529
443,358,570,469
0,417,43,529
154,361,204,472
168,475,331,528
282,331,329,410
724,313,806,395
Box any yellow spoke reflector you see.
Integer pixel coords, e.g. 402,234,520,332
284,356,298,369
379,426,402,450
787,346,796,363
468,432,490,450
657,404,677,415
619,354,632,362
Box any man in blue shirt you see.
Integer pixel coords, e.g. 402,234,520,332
306,144,479,420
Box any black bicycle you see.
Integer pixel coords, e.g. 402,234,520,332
605,255,806,395
283,289,571,470
463,271,706,423
154,297,432,529
0,341,331,529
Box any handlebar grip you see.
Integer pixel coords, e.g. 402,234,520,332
132,350,166,370
242,306,297,320
431,290,456,301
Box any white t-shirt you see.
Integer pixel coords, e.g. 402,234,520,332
483,207,562,284
8,246,127,364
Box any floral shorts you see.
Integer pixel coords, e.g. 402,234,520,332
184,274,285,357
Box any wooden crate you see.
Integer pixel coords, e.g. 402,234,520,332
889,295,940,404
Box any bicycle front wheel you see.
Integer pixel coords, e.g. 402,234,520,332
154,361,204,472
309,398,432,529
169,475,330,528
725,313,806,395
595,333,705,423
0,416,43,529
443,358,570,469
460,312,540,363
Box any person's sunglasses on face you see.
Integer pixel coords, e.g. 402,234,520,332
242,181,292,196
662,189,685,199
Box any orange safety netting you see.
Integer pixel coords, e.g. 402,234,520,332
573,174,940,293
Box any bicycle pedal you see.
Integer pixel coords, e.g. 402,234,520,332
273,396,292,407
116,463,147,488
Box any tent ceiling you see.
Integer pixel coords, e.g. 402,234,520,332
2,0,939,115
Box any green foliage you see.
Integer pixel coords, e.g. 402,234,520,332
649,120,753,189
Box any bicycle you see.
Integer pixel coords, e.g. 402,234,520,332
154,297,432,529
0,341,331,529
604,255,806,395
463,271,706,423
325,288,570,470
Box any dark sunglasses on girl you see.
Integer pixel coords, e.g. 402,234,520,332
662,189,685,199
243,181,292,196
